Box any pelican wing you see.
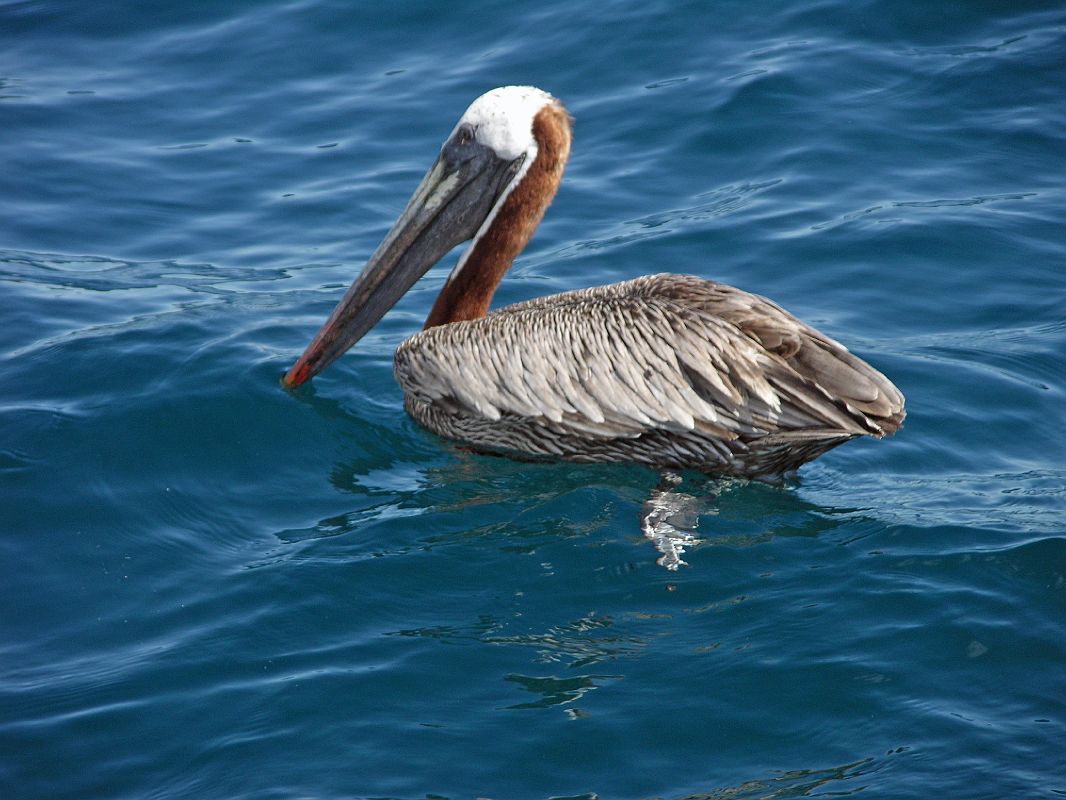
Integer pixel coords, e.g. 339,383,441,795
394,274,904,444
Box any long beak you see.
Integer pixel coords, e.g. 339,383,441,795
282,142,520,388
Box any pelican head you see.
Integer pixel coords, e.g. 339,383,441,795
283,86,571,387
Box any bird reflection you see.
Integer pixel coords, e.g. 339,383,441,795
639,472,709,570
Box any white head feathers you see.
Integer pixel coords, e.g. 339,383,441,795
452,86,557,161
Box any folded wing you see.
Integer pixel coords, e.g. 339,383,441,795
394,274,904,449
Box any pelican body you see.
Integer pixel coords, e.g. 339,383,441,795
284,87,904,478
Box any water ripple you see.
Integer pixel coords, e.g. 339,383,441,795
3,1,1066,797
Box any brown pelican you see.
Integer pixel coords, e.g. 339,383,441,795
284,86,904,479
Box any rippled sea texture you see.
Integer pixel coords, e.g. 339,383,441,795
3,1,1065,798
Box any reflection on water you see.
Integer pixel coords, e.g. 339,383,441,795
640,473,707,570
270,429,880,573
504,672,621,711
394,611,645,669
637,471,867,568
679,755,900,800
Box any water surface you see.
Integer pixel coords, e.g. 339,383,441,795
2,1,1065,798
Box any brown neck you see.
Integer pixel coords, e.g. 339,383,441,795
423,103,572,329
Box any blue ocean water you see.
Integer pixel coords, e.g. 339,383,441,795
2,1,1065,797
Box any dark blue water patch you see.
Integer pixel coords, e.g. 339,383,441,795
3,1,1066,798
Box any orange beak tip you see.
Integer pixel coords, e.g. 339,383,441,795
281,362,311,389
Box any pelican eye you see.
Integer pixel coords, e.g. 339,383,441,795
455,124,475,146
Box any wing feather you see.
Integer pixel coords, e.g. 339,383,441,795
394,274,904,444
